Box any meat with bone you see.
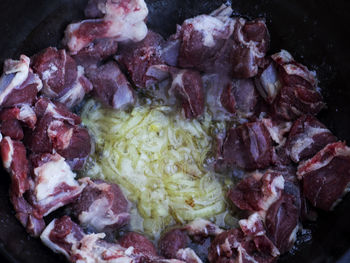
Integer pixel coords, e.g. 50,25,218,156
116,30,166,88
70,178,130,232
72,37,119,69
26,98,91,170
27,153,85,218
218,121,273,170
31,47,93,108
271,50,325,120
297,141,350,211
41,216,159,263
0,55,42,108
119,232,157,258
85,61,135,110
286,115,337,163
176,5,269,78
169,69,204,119
64,0,149,54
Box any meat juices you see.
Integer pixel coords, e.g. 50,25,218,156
0,1,350,263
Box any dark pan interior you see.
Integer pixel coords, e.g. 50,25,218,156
1,0,350,262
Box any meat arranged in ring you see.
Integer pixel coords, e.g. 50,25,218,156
0,1,349,263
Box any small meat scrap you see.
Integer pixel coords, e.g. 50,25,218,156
169,69,204,119
0,104,37,129
177,5,269,78
28,153,85,218
219,121,273,170
31,47,93,108
71,178,130,232
286,115,337,162
271,50,325,120
297,141,350,211
0,55,42,108
26,98,91,170
41,216,154,263
64,0,149,54
116,30,167,88
85,61,135,110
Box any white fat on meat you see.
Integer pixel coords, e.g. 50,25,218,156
78,195,129,232
271,50,294,64
259,174,285,216
297,142,350,179
33,154,79,204
1,136,14,169
44,101,77,125
0,55,30,105
184,14,235,48
18,104,37,127
186,218,223,237
262,118,292,145
40,219,74,258
176,248,203,263
289,126,330,162
238,213,265,236
58,66,92,108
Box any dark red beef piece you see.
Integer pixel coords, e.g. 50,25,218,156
34,98,81,125
31,47,76,97
0,55,42,108
117,30,166,88
220,121,273,170
84,0,107,18
0,105,37,129
27,153,84,218
271,50,325,120
119,232,157,258
297,142,350,211
265,193,300,254
220,82,236,114
86,61,135,110
208,228,277,263
72,38,118,68
0,119,24,140
26,98,89,170
228,171,284,213
286,115,337,163
70,178,130,232
273,85,325,121
0,137,29,197
158,228,190,259
169,70,204,119
177,6,269,79
10,195,46,237
32,47,93,108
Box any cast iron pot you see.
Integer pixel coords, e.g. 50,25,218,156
1,0,350,262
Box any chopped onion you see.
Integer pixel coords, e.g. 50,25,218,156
81,100,227,238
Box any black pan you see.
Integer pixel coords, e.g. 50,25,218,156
1,0,350,262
